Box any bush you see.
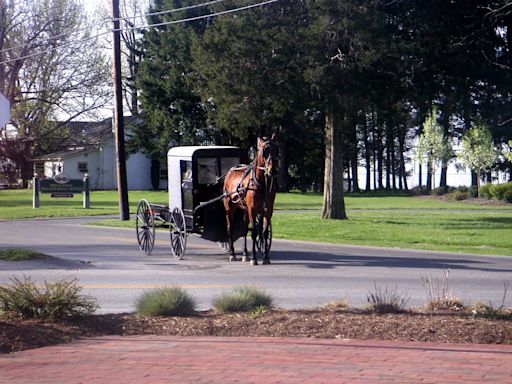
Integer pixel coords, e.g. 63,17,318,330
493,182,512,202
503,189,512,203
446,190,469,201
0,276,98,320
431,187,447,196
213,286,273,313
136,286,196,316
479,183,494,199
366,283,409,314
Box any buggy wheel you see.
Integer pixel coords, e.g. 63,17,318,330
169,207,187,259
255,215,272,255
136,199,155,256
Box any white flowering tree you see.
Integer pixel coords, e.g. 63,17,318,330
458,124,498,197
416,107,453,190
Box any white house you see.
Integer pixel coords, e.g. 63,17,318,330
32,118,165,190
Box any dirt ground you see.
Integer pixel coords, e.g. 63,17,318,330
1,308,511,354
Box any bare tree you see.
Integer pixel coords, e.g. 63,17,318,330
0,0,110,183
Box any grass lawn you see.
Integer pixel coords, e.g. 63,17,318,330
1,189,511,256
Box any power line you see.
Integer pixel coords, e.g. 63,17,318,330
0,0,280,66
116,0,280,33
1,0,225,56
114,0,227,22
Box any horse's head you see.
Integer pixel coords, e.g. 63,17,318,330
257,134,275,177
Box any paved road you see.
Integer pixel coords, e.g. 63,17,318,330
1,217,512,312
2,336,512,383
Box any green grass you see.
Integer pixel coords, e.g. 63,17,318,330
0,189,168,219
272,209,512,256
2,189,512,257
0,248,47,261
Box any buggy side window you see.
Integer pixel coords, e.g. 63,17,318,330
197,158,218,184
220,157,240,176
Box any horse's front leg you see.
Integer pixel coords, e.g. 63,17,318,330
262,215,271,265
241,212,249,262
249,210,258,265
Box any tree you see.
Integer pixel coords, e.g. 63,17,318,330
193,0,314,190
416,107,453,191
459,123,498,196
133,0,210,155
0,0,110,184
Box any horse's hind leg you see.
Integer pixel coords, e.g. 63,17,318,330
225,209,238,261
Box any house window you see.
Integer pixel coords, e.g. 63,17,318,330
78,162,88,173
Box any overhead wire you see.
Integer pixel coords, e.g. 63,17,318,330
1,0,225,55
0,0,279,66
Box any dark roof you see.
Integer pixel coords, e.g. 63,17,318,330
32,116,142,162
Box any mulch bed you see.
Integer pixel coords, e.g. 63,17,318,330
2,308,511,354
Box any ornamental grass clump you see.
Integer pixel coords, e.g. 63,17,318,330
0,276,98,320
213,286,273,313
366,283,409,314
421,270,464,311
135,286,196,316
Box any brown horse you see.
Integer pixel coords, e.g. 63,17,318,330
223,135,276,265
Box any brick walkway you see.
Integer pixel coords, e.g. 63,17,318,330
1,336,511,383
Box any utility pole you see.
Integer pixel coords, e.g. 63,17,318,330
112,0,130,220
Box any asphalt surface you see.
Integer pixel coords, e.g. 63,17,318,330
1,217,512,312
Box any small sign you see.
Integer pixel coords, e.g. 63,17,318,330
51,193,74,198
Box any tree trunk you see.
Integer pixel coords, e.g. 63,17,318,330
418,163,423,188
398,125,408,191
363,114,371,191
322,109,347,220
150,159,160,190
440,165,448,192
377,126,384,190
426,162,432,191
385,130,391,190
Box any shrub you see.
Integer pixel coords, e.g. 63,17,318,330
479,183,494,199
213,286,273,313
447,190,468,201
492,182,512,202
366,283,409,314
0,276,98,320
136,286,196,316
503,189,512,203
421,270,464,311
431,187,446,196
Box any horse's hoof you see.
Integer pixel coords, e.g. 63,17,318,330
241,256,249,262
262,258,271,265
229,255,239,262
250,259,259,266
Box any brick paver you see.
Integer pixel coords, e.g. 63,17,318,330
1,336,511,383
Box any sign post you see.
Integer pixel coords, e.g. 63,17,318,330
33,175,39,208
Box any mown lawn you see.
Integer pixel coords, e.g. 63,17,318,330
1,189,511,256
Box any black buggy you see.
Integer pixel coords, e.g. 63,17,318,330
135,146,272,259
